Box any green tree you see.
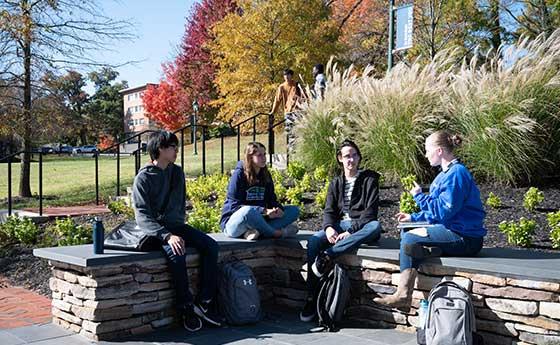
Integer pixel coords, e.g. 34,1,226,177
87,67,128,140
210,0,340,123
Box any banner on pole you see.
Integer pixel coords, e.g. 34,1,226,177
395,4,413,52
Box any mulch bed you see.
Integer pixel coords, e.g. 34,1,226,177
1,183,559,297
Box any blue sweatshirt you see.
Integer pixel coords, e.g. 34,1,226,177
411,161,486,238
220,161,283,230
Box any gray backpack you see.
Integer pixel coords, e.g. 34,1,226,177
217,258,262,325
422,280,477,345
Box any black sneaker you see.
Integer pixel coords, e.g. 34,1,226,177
299,297,317,322
312,251,333,278
194,300,223,327
183,305,202,332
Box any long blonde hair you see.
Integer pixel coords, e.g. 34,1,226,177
243,142,271,185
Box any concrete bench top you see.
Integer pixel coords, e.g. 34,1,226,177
34,230,560,283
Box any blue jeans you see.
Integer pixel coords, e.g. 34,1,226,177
399,224,483,271
223,205,300,238
162,224,219,312
306,220,382,293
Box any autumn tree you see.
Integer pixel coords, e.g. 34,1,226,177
502,0,560,39
143,0,236,130
0,0,133,197
330,0,389,74
210,0,340,123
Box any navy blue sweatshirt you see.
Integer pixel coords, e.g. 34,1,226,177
220,161,283,230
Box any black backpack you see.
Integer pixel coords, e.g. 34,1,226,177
316,263,351,332
217,258,262,325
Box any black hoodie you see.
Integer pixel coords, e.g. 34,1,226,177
323,169,380,233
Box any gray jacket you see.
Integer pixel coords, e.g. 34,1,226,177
132,163,186,241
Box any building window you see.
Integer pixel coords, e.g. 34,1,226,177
128,120,134,126
127,107,132,114
139,118,144,125
127,94,131,101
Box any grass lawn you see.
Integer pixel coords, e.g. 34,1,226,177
0,133,286,209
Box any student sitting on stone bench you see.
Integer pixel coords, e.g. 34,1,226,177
220,142,300,240
374,131,486,308
300,139,382,322
132,131,222,332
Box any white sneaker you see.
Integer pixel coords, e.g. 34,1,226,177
281,224,299,238
243,229,260,241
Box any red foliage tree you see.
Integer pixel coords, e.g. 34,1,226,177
143,63,190,130
143,0,236,129
98,134,116,151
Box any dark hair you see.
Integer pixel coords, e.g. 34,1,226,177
243,142,271,185
147,130,179,161
430,130,462,153
336,139,362,165
283,69,294,76
314,64,324,74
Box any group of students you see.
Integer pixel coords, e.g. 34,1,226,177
132,129,486,332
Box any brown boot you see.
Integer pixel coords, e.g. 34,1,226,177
373,268,417,308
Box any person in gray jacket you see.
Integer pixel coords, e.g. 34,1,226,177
132,130,221,332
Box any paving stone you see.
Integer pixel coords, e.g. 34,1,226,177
518,331,560,345
476,307,560,331
507,278,560,293
485,298,538,316
5,323,73,343
473,283,557,301
514,323,560,335
476,319,518,337
541,302,560,320
0,330,26,345
346,305,408,325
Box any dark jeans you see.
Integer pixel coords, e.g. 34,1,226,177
306,220,382,294
162,224,219,312
399,224,483,271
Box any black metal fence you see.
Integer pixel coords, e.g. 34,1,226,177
1,112,287,214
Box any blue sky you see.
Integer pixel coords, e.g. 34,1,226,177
87,0,196,91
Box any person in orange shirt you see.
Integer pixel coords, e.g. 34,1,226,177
270,69,304,154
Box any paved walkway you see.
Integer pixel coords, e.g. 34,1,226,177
23,205,110,218
0,284,51,330
0,309,417,345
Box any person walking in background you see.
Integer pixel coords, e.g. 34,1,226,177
220,141,300,240
374,131,486,308
270,69,304,154
313,63,326,99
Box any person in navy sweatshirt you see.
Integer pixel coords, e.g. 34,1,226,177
374,130,486,308
220,142,300,240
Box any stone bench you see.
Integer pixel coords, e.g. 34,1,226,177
34,231,560,344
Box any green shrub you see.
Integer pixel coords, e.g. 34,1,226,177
49,217,92,246
188,201,222,233
286,185,304,205
313,165,329,184
186,174,229,204
523,187,544,212
547,211,560,249
315,180,330,209
299,173,312,193
286,161,306,180
275,183,288,203
108,200,135,219
486,192,502,208
399,175,420,214
498,218,536,247
0,216,39,245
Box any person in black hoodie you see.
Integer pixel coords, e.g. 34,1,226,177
220,142,300,240
300,139,382,322
132,131,221,332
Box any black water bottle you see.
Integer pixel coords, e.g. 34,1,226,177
93,217,105,254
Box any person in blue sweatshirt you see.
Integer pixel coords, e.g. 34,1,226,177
374,130,486,308
220,142,300,240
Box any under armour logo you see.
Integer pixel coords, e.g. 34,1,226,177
243,279,253,285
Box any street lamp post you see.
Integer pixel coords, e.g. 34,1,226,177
192,99,199,156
